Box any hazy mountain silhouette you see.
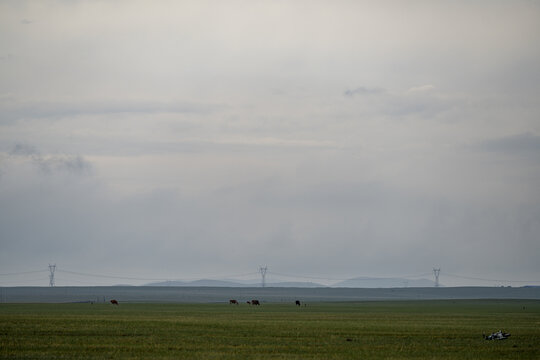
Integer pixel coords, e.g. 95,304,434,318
264,281,326,288
145,277,435,288
334,277,437,288
145,279,327,287
146,279,249,287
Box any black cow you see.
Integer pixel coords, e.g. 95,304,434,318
229,299,239,305
295,300,301,306
110,299,119,305
251,299,260,305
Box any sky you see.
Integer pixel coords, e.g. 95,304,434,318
1,0,539,287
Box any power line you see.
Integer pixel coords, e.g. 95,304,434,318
0,277,50,285
1,266,538,286
268,271,434,282
401,272,433,278
268,271,348,281
52,269,540,286
57,269,261,282
57,269,171,282
444,272,540,283
206,271,260,280
0,269,48,276
55,277,114,286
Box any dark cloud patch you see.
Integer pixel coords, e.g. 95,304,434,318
10,143,39,157
9,143,93,175
478,133,540,155
37,155,93,176
58,156,92,174
344,87,386,97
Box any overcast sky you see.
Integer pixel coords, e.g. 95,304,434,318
1,1,539,287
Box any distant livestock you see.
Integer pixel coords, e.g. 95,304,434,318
110,299,119,305
229,299,239,305
251,299,260,305
295,300,301,306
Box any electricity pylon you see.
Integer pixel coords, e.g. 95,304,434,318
433,268,440,287
259,266,268,288
48,264,56,287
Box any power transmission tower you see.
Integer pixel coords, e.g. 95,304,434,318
433,268,440,287
259,265,268,288
48,264,56,287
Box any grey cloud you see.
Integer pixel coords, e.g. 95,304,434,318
186,176,540,280
53,155,93,174
1,150,539,285
1,1,539,286
407,85,436,93
10,143,39,157
344,86,460,119
478,133,540,155
0,100,221,123
344,87,386,97
9,144,93,175
382,95,452,118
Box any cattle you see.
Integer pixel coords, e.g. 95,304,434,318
251,299,260,305
246,301,251,305
295,300,301,306
110,299,119,305
229,299,239,305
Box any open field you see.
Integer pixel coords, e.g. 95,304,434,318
1,300,539,359
1,286,540,303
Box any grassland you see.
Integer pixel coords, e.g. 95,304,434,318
1,300,539,359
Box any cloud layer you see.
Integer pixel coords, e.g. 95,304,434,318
1,1,539,286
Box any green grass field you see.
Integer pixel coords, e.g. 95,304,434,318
1,300,539,359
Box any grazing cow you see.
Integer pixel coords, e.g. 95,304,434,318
110,299,119,305
251,299,260,305
246,301,251,305
295,300,301,306
229,299,239,305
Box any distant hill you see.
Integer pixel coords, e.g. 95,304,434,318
334,277,437,288
145,277,435,288
188,279,251,287
265,281,326,288
146,279,251,287
145,279,326,287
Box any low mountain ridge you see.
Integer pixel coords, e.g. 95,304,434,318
146,277,436,288
334,277,437,288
